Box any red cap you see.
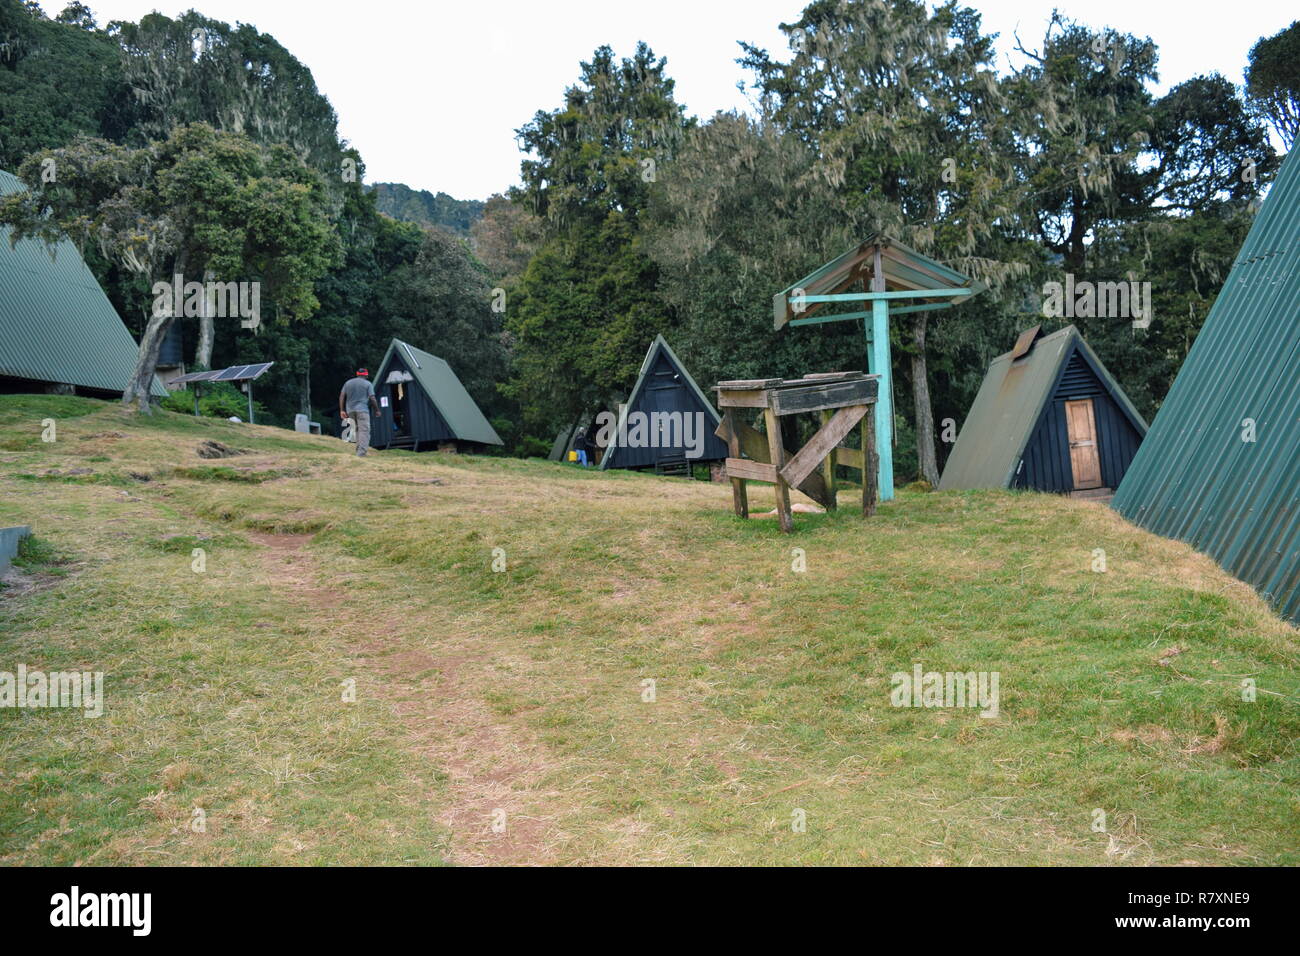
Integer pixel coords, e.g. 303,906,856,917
356,368,369,377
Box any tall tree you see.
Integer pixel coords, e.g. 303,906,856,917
0,0,130,170
109,11,342,174
1245,21,1300,148
470,193,541,282
742,0,1020,485
0,124,338,411
1008,14,1273,273
504,43,689,431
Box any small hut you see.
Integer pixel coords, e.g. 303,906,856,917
939,325,1147,496
599,335,727,474
369,338,502,453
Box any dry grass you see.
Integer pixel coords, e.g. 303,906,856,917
1,395,1297,866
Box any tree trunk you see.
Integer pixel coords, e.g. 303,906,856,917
300,362,311,419
122,312,176,413
196,267,215,368
911,312,940,487
123,252,186,414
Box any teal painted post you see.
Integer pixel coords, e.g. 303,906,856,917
869,298,894,500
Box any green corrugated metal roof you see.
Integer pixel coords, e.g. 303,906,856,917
1113,148,1300,625
0,170,166,397
376,338,502,445
939,325,1145,490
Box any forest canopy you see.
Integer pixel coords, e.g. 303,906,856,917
0,0,1292,476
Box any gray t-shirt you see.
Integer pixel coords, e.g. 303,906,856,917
341,376,375,412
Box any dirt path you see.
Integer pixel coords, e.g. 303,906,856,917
249,529,567,865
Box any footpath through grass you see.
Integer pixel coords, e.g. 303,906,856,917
1,396,1297,865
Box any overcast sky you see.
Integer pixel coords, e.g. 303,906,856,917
55,0,1295,199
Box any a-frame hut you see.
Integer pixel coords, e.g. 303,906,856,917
939,325,1147,495
599,335,727,473
369,338,502,453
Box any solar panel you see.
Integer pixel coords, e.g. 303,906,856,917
169,362,273,385
241,363,273,381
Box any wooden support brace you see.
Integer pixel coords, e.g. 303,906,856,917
779,403,869,490
836,444,863,471
724,458,778,483
714,417,831,508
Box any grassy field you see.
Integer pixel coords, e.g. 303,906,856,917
0,394,1296,866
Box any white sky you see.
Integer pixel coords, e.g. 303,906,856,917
49,0,1298,199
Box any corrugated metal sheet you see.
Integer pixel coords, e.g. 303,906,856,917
1112,147,1300,625
0,170,166,397
601,335,727,470
940,325,1147,490
369,338,501,447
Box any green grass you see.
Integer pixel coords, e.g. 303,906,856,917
0,394,1296,865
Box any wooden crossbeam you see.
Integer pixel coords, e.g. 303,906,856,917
714,417,831,508
770,376,877,416
836,444,863,471
779,404,870,490
724,458,778,483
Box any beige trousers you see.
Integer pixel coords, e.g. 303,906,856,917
351,409,371,456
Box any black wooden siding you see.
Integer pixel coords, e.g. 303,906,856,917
1014,345,1143,492
605,350,728,469
369,351,454,449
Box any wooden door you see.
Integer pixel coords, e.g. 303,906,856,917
1064,399,1102,489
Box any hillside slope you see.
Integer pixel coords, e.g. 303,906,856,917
1,396,1296,865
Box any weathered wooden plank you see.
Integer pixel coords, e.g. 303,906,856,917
795,371,865,383
717,378,784,389
714,417,831,508
780,404,869,490
836,444,864,471
717,389,770,409
722,410,748,519
770,377,878,416
764,406,794,533
820,409,837,511
725,458,778,483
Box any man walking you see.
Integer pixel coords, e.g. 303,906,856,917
339,368,381,457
